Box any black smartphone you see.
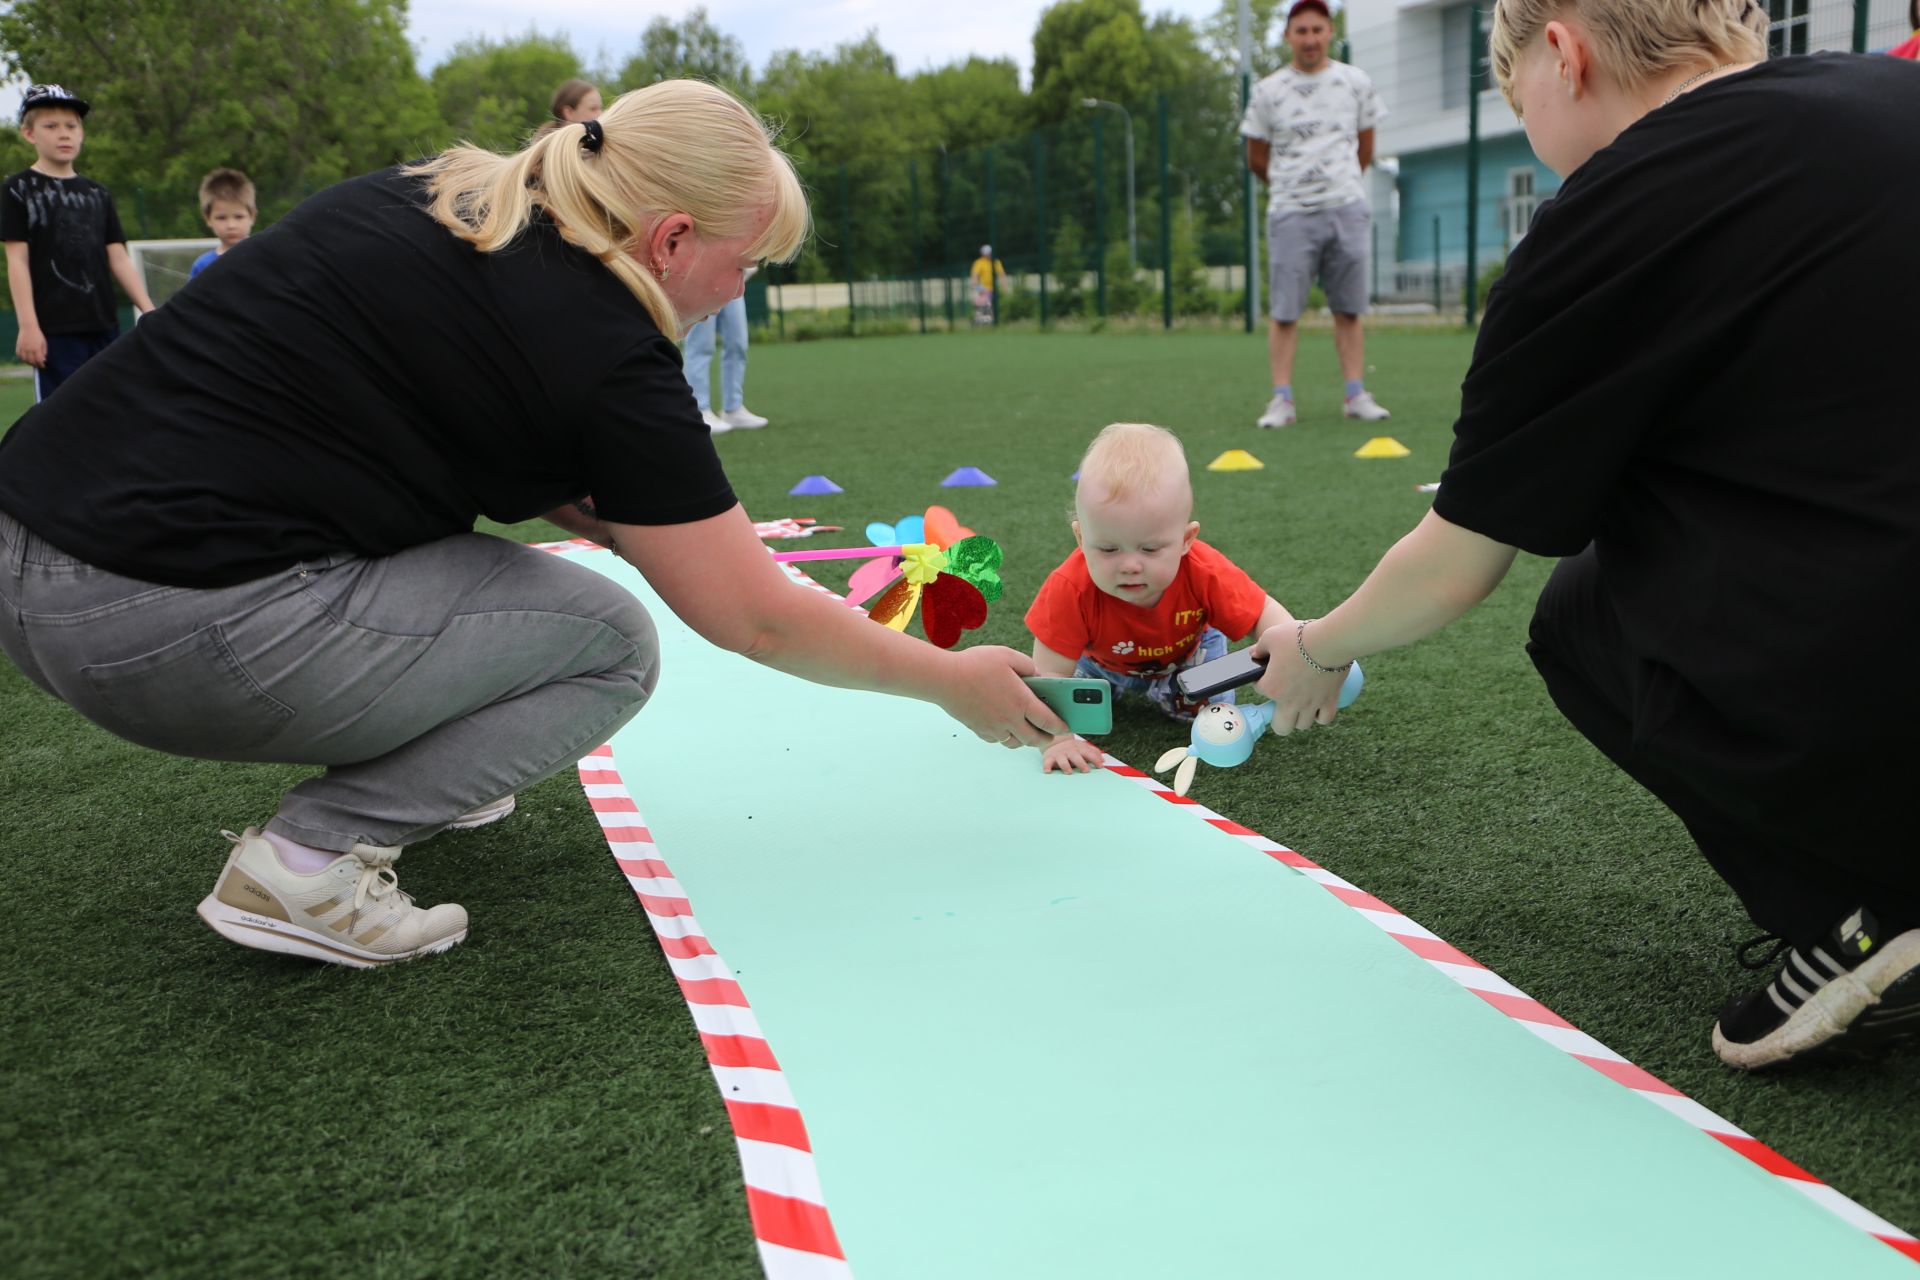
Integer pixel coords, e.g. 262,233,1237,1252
1174,648,1267,701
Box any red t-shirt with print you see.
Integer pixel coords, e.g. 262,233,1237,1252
1024,539,1269,676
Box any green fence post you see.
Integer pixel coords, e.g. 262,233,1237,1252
840,164,854,336
986,145,998,325
1240,72,1257,334
1465,6,1485,326
910,158,927,335
1158,93,1172,330
940,148,954,330
1432,215,1442,314
1852,0,1870,51
1035,133,1050,330
772,261,784,339
1093,112,1107,320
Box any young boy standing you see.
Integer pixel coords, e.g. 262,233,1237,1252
3,84,155,400
1026,422,1299,774
189,168,256,279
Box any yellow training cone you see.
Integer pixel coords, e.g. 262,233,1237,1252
1354,436,1411,459
1207,449,1265,472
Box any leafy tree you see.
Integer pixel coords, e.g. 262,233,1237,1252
613,6,753,92
431,30,584,152
755,34,933,282
1030,0,1212,122
1049,215,1090,314
909,58,1029,151
0,0,443,236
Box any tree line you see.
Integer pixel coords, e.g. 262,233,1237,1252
0,0,1335,281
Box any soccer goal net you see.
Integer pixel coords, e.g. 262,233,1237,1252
128,239,219,307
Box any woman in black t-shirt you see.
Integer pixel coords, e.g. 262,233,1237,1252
1246,4,1920,1069
0,80,1066,972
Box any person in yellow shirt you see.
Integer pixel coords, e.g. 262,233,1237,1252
968,243,1008,324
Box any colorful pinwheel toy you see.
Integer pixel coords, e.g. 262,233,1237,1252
768,505,1005,649
867,532,1004,649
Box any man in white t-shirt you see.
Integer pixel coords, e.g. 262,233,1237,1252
1240,0,1390,428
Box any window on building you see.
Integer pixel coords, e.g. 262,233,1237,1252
1768,0,1810,55
1502,168,1538,244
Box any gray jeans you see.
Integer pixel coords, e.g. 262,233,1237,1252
0,512,658,851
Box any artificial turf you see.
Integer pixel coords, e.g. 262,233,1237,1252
1,329,1913,1278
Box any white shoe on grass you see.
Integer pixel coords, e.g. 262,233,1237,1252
1343,391,1391,421
196,828,467,968
1256,394,1297,428
447,794,516,830
720,406,768,429
701,410,733,435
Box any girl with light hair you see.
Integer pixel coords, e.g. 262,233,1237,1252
0,79,1066,971
1250,2,1920,1069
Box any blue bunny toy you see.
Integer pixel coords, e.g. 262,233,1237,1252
1154,662,1363,796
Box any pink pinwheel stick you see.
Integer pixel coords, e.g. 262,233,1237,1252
770,545,905,563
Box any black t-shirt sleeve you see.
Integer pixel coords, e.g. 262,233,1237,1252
584,335,738,525
1431,265,1657,556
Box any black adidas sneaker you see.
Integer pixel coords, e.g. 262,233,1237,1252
1713,907,1920,1069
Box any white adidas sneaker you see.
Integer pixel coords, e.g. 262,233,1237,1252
196,828,468,968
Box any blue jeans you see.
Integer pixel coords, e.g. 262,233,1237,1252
36,326,120,401
1074,626,1233,721
681,296,749,412
0,513,658,851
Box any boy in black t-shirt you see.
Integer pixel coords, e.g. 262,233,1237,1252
1,84,155,400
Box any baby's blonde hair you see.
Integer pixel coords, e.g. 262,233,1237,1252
1490,0,1767,113
1076,422,1191,509
407,79,808,340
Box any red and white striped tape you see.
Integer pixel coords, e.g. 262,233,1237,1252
546,539,1918,1272
578,743,853,1280
1101,759,1920,1265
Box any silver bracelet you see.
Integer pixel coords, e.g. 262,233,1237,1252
1296,619,1353,675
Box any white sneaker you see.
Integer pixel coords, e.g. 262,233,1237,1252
719,406,768,429
1343,391,1391,421
196,828,468,968
447,794,516,830
1256,394,1297,429
701,410,733,435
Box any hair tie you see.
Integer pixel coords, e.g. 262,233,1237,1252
581,119,604,153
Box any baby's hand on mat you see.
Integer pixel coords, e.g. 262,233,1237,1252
1041,734,1105,774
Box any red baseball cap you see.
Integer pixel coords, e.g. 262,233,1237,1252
1287,0,1333,23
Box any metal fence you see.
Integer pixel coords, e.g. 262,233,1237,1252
761,0,1914,337
10,0,1909,342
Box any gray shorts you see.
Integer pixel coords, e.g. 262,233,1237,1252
1267,200,1371,322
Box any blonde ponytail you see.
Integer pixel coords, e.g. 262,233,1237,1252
407,80,809,340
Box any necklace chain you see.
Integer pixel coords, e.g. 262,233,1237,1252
1662,64,1733,106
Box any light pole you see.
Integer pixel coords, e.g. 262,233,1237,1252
1079,97,1135,269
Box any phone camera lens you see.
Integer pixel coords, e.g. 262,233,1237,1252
1074,689,1100,703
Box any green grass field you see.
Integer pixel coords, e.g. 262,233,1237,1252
2,330,1914,1278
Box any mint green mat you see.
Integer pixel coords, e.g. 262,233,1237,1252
571,548,1908,1278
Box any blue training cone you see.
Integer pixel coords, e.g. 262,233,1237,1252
789,475,844,496
940,466,997,487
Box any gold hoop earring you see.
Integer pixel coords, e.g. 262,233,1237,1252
650,262,670,282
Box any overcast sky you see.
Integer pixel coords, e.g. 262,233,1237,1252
405,0,1226,81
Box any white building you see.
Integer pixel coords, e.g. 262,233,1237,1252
1341,0,1915,301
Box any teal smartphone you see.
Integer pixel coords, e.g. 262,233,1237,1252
1022,676,1113,735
